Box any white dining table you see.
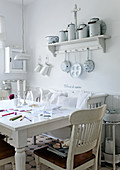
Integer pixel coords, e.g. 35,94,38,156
0,100,75,170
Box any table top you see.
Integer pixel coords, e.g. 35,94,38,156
0,100,75,131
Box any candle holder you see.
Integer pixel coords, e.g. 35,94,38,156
17,91,22,107
23,91,27,105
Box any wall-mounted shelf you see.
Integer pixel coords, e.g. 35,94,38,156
47,35,111,56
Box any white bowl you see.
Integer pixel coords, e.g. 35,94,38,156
46,36,59,44
103,152,120,164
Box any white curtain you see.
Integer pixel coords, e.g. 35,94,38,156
0,16,5,41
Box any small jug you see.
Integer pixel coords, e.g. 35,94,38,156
68,23,75,40
34,64,43,72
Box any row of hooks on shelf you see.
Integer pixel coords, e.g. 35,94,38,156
55,46,101,54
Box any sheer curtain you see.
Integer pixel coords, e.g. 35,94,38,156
0,16,5,73
0,16,5,41
0,15,5,47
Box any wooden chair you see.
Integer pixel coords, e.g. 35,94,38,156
0,138,15,170
34,105,106,170
0,90,9,142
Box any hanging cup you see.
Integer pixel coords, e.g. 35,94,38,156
34,64,43,72
40,63,52,76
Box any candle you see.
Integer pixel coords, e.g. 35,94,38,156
17,80,20,92
23,80,26,92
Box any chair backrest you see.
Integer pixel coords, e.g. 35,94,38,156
0,90,8,100
67,105,106,169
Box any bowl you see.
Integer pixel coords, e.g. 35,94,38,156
46,36,59,44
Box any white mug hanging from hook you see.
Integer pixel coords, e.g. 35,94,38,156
34,56,43,72
61,50,71,73
45,56,52,76
40,56,52,76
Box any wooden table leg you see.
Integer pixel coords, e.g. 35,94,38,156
32,136,36,145
15,148,26,170
113,125,116,170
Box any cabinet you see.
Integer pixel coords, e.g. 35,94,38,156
5,47,26,73
47,35,111,56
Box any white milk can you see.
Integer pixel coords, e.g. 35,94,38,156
59,30,68,42
88,18,101,37
68,23,75,40
77,24,88,39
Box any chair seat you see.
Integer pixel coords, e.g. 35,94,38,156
34,146,95,169
0,139,15,160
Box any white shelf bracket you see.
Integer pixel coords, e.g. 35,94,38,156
48,45,56,57
97,37,106,53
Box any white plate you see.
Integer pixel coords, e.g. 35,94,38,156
70,63,82,78
101,20,107,35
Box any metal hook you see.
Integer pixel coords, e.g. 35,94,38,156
38,56,42,64
86,48,89,60
45,56,49,64
65,50,67,61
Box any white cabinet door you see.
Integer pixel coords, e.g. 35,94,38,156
5,47,26,73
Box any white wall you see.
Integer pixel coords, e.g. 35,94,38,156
25,0,120,95
0,0,26,90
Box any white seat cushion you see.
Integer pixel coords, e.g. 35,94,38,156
50,92,68,105
76,92,91,109
57,96,77,108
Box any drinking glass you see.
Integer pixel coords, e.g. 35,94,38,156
26,91,33,104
